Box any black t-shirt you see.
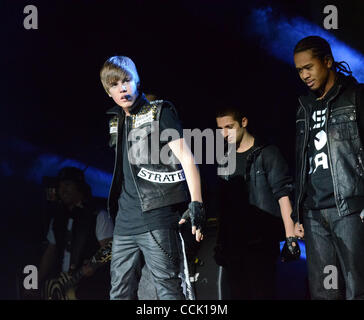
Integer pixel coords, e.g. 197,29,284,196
114,106,184,236
304,95,336,210
218,144,281,255
228,150,252,204
230,150,251,182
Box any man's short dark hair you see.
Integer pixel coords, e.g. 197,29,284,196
215,106,247,125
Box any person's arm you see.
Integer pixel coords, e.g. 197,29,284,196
38,218,58,283
261,145,301,261
279,194,303,250
279,196,304,239
158,103,204,241
82,238,113,277
168,138,202,203
279,196,304,245
278,196,295,237
22,243,57,299
278,195,302,261
263,146,297,237
99,237,113,248
81,209,114,277
168,138,204,242
292,108,305,237
95,209,114,247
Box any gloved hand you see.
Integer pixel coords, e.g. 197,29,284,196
281,236,301,262
179,201,205,242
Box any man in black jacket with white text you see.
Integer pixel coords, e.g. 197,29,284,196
292,36,364,299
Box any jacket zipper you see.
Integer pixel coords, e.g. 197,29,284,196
324,85,342,215
107,116,119,215
226,144,263,182
249,146,264,187
296,101,309,223
125,116,144,207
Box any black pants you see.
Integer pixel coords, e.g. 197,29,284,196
225,243,279,300
110,229,185,300
303,208,364,300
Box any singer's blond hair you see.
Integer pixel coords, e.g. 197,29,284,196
100,56,140,94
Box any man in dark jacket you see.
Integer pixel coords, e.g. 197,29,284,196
100,56,205,300
215,106,298,299
293,36,364,299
